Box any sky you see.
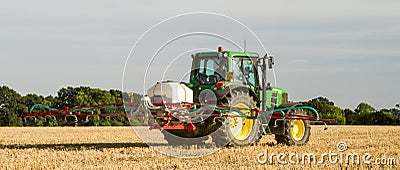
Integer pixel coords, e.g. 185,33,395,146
1,0,399,110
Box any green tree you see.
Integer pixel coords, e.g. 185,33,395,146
109,89,123,103
75,91,92,106
22,94,45,112
305,97,345,125
373,110,396,125
44,116,59,127
0,86,26,126
353,103,376,125
43,95,58,108
56,87,78,108
355,102,376,115
6,112,23,126
88,116,101,126
343,108,357,125
33,116,45,126
100,116,111,126
90,88,113,105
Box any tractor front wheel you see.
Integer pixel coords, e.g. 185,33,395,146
275,112,311,146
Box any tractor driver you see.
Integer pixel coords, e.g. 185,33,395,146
215,59,227,80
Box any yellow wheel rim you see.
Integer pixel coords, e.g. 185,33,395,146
228,103,253,141
291,120,305,141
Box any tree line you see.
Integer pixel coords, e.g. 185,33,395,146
304,97,400,125
0,85,399,126
0,85,141,126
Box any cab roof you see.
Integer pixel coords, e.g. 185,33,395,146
195,51,259,58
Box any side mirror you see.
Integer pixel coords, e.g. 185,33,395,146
268,56,274,69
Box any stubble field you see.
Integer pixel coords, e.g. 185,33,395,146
0,126,399,169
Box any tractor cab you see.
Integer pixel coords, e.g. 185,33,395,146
188,48,260,103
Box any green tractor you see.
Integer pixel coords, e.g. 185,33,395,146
142,47,332,146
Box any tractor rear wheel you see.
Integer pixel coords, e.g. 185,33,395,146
275,110,311,145
212,91,263,147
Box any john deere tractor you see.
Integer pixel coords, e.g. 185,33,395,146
140,47,332,147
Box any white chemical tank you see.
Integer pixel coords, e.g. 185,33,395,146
147,80,193,104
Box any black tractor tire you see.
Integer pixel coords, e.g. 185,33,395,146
274,110,311,146
211,91,263,147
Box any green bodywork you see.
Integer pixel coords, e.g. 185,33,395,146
264,87,288,108
186,50,289,109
